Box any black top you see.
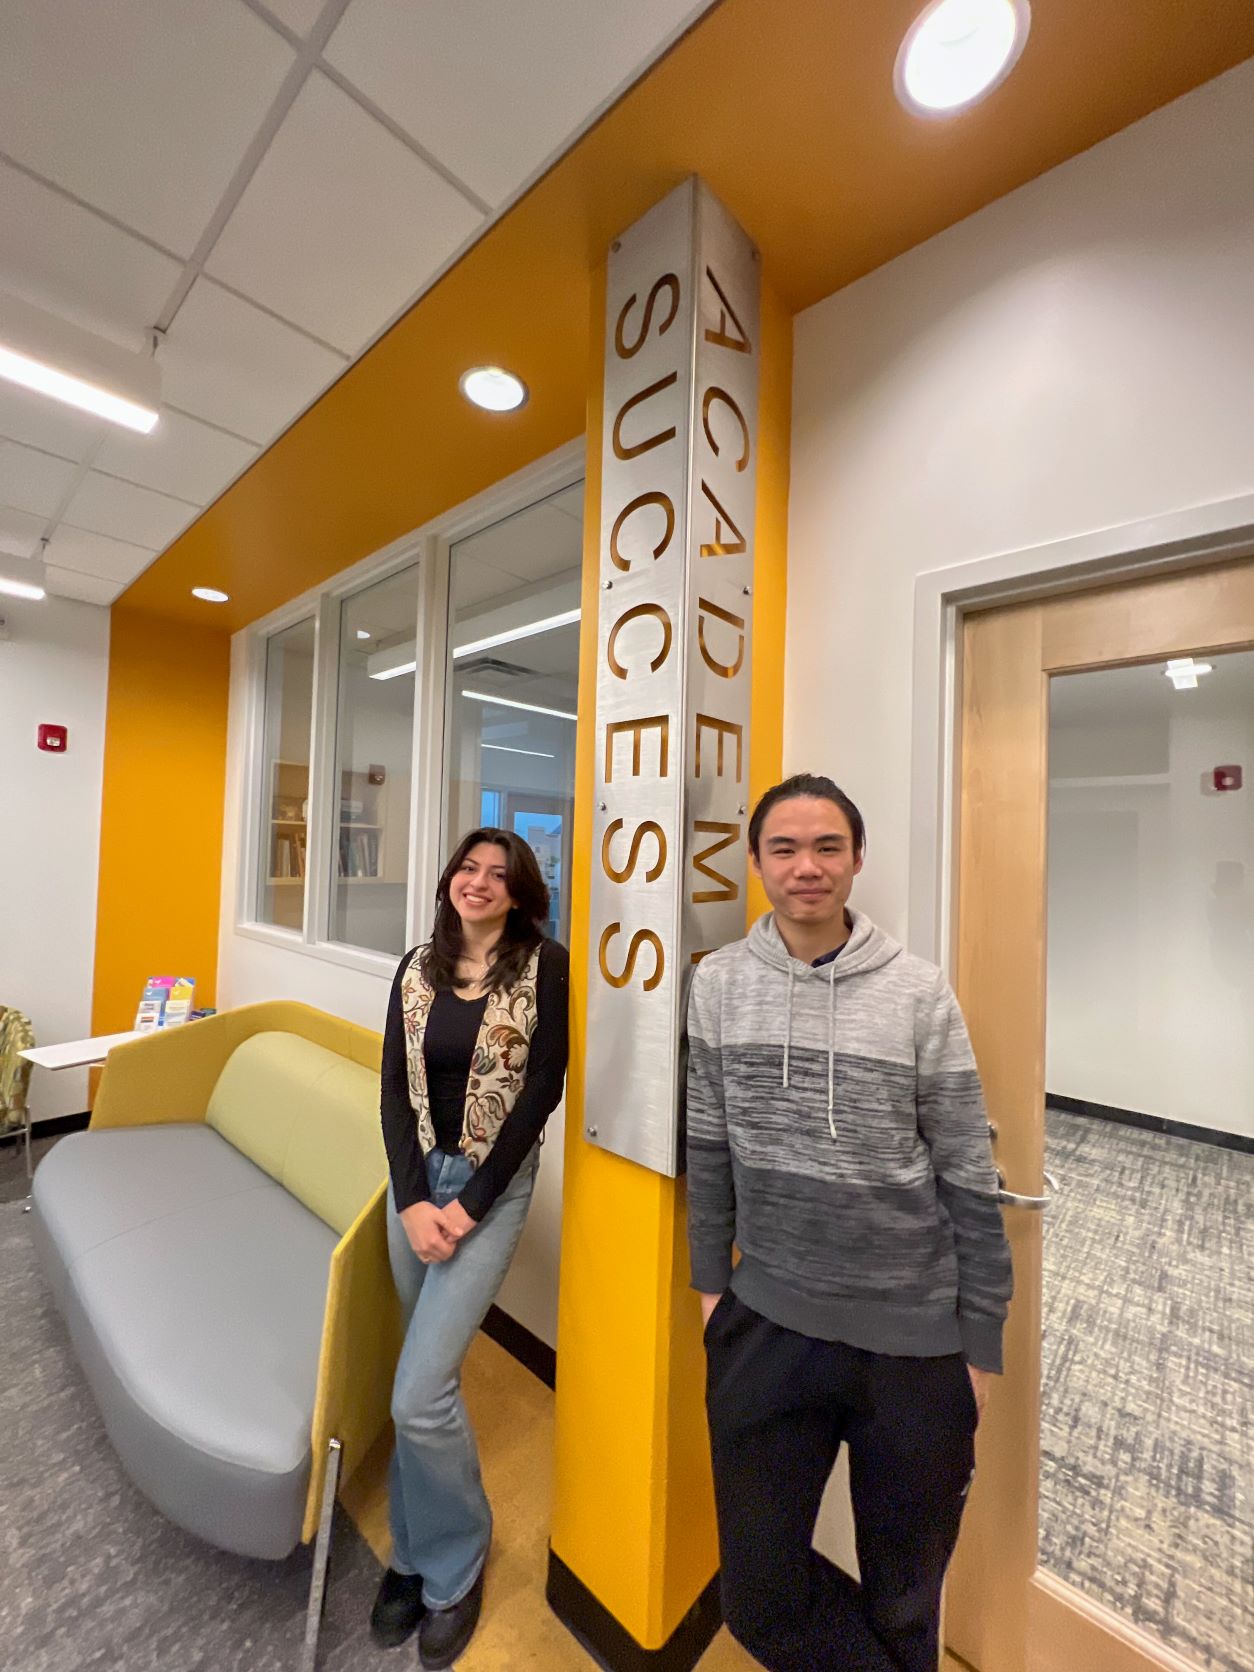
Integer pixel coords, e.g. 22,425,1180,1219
811,942,845,969
424,989,491,1153
380,938,570,1223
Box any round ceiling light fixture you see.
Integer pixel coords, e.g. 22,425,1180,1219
459,365,528,413
895,0,1031,117
191,586,229,603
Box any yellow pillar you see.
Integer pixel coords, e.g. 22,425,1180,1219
549,263,792,1663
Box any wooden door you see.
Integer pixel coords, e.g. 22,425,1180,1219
944,558,1254,1672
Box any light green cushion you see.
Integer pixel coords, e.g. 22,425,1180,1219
206,1033,386,1236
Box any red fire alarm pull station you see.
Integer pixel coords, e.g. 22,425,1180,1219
1214,765,1242,792
38,723,68,753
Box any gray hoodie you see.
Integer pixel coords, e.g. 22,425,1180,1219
686,910,1013,1372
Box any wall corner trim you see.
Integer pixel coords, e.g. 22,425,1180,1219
546,1549,722,1672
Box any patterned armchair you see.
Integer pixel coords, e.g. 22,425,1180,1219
0,1005,35,1135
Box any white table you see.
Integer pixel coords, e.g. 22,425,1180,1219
14,1030,146,1207
21,1030,146,1072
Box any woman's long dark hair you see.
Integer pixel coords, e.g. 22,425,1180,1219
420,828,549,993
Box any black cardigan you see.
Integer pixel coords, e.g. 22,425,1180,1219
380,938,569,1222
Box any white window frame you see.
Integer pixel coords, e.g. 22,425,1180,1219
236,437,585,975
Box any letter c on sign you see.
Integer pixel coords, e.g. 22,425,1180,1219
606,603,673,679
598,924,665,991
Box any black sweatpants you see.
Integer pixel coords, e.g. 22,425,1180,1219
704,1292,978,1672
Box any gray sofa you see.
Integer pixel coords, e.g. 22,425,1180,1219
30,1003,402,1668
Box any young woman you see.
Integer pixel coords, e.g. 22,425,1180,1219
371,828,569,1668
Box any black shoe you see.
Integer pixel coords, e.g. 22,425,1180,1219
370,1567,426,1648
418,1567,485,1669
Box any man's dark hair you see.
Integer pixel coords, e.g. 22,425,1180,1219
748,774,866,858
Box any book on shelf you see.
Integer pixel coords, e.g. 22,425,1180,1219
272,828,307,879
338,826,380,878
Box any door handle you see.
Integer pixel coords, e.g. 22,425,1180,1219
996,1169,1058,1211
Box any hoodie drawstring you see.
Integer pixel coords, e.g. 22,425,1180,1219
782,964,795,1089
780,958,838,1138
827,959,838,1138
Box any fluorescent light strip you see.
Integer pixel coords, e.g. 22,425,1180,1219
0,344,159,434
0,575,46,601
453,607,581,660
461,688,577,721
481,743,556,760
371,660,417,681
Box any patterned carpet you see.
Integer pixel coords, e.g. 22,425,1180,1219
0,1195,757,1671
1040,1109,1254,1672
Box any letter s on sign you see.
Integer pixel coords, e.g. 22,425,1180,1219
598,924,665,992
602,819,667,883
615,274,680,359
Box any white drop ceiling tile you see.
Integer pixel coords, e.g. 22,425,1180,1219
63,472,197,551
259,0,327,38
206,73,483,354
325,0,712,207
0,380,104,462
454,504,582,585
0,441,78,519
451,560,529,611
160,279,346,444
45,524,156,583
45,564,124,606
549,483,585,522
0,505,47,560
0,161,182,353
0,0,295,257
95,409,258,506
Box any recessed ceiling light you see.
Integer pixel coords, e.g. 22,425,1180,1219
459,366,528,413
192,587,229,603
356,629,372,640
1163,657,1213,691
895,0,1030,117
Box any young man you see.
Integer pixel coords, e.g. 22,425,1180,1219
687,774,1012,1672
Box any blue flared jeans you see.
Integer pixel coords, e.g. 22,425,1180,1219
385,1147,536,1608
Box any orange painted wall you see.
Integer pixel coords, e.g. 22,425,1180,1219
91,610,230,1039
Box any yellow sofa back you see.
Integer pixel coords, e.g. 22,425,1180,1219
207,1031,387,1236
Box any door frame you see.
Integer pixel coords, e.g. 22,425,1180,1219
907,489,1254,970
925,525,1254,1672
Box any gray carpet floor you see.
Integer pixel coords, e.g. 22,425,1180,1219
0,1199,400,1672
1040,1109,1254,1672
0,1127,58,1205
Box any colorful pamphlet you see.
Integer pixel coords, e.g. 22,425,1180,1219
135,976,196,1032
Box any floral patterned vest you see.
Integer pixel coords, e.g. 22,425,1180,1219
399,946,541,1169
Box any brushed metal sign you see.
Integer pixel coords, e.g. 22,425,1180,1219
586,177,759,1176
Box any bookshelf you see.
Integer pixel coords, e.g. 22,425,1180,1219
265,759,403,899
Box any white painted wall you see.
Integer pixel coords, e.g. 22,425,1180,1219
219,630,567,1346
1048,672,1254,1138
787,59,1254,943
0,594,109,1123
786,57,1254,1575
